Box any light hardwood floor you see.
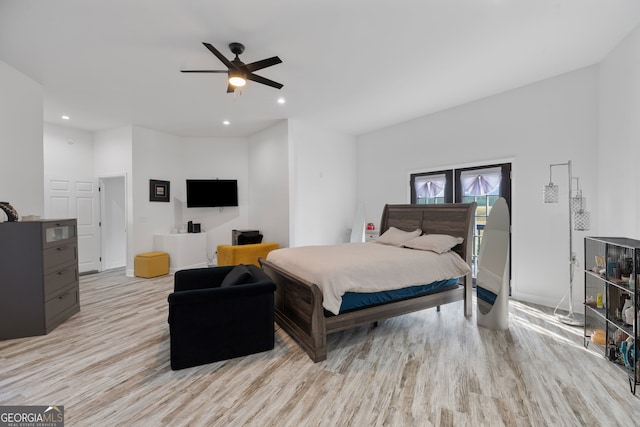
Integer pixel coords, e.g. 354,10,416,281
1,268,639,426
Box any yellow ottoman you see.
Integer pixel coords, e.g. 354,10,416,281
217,242,280,267
135,252,170,278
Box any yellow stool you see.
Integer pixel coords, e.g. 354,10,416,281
135,251,169,278
217,242,280,267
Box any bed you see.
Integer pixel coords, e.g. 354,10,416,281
259,203,477,362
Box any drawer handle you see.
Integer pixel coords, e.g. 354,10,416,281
56,246,68,251
57,269,68,276
58,292,70,300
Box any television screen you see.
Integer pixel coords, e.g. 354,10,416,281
186,179,238,208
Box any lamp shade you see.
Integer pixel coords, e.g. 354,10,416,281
574,210,591,231
543,183,559,203
571,194,586,214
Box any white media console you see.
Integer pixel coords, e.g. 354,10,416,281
153,233,207,273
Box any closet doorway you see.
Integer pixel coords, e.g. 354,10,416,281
99,176,127,271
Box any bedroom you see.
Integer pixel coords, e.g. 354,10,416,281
2,1,640,424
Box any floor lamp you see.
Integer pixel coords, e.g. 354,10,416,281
543,160,591,326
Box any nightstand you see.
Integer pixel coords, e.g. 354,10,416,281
365,230,379,242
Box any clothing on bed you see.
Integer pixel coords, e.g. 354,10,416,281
266,242,470,315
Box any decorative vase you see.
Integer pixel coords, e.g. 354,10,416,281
0,201,18,222
625,306,635,325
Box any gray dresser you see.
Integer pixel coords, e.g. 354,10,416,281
0,219,80,339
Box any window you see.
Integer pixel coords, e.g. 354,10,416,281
410,170,453,204
410,163,511,281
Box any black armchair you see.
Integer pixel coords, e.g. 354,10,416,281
168,264,276,370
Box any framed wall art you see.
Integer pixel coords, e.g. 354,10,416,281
150,179,170,202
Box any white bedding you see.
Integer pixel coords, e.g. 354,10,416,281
266,242,471,315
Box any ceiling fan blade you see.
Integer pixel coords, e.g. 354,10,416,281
245,56,282,73
181,70,228,73
246,73,283,89
227,83,236,93
202,42,236,69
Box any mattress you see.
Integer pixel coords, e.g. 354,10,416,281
334,278,460,315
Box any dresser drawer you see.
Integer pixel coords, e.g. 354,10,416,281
45,286,79,330
44,266,78,300
42,220,77,249
43,243,78,275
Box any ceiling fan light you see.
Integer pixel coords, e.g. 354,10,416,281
228,71,246,87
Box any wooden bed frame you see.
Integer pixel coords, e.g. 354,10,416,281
260,203,477,362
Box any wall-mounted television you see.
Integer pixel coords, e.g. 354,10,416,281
186,179,238,208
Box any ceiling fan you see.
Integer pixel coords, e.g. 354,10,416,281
182,42,283,93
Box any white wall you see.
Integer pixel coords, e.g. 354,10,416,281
94,126,134,177
0,60,43,219
249,120,290,248
598,25,640,238
289,120,358,247
131,126,183,260
43,123,93,178
128,127,252,265
180,136,250,262
357,66,599,310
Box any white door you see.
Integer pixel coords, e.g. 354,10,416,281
45,176,102,273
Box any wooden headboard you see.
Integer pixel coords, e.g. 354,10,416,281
379,203,477,263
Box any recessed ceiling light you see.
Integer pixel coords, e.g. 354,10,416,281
61,115,70,120
223,120,230,126
277,97,286,104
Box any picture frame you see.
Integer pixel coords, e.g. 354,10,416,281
150,179,170,202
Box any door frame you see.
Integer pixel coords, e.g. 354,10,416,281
99,175,128,271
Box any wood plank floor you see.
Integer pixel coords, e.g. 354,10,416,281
1,268,639,426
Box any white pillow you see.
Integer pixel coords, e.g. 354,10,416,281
375,226,422,246
402,234,464,254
